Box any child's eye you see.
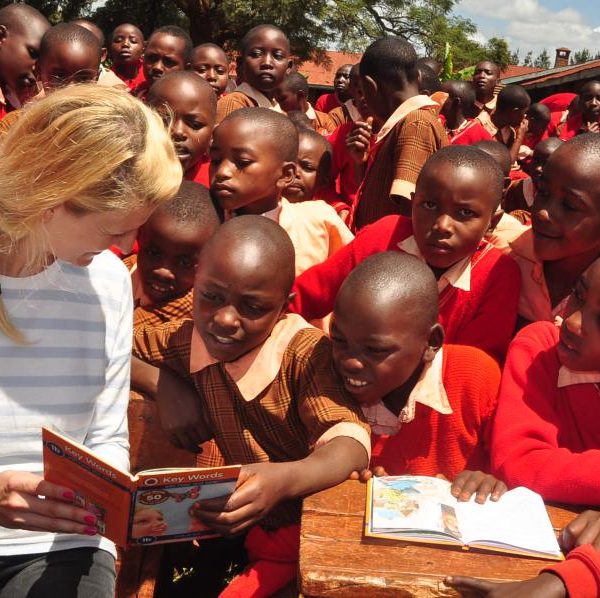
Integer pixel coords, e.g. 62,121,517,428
163,58,178,68
178,257,195,268
235,159,253,169
243,302,267,317
571,285,585,302
299,161,316,172
458,208,476,218
330,335,346,345
421,200,437,210
248,49,263,58
216,67,227,75
188,120,205,131
366,346,391,355
562,199,578,212
143,247,161,258
210,157,222,166
200,290,220,303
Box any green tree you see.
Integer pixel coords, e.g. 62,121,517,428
485,37,511,69
533,49,550,69
0,0,89,22
522,50,533,67
571,48,592,65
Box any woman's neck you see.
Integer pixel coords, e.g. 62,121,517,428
0,238,52,277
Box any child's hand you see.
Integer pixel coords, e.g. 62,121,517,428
348,465,388,483
189,462,292,536
444,573,566,597
346,117,373,164
450,470,507,504
584,120,600,134
560,510,600,552
0,471,99,535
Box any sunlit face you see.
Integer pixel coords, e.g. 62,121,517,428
44,203,155,267
580,82,600,123
109,24,143,66
38,41,99,91
149,79,215,173
531,146,600,262
143,33,187,84
241,29,291,94
472,61,499,99
558,259,600,372
334,65,352,98
0,18,49,103
193,242,291,362
132,509,167,538
209,118,294,214
137,211,214,304
411,162,497,273
331,292,433,406
285,134,329,202
190,46,229,97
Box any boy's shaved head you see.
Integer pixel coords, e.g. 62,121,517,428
221,107,299,162
159,180,220,228
201,214,295,293
560,131,600,168
528,102,551,120
360,36,418,84
535,136,563,155
473,140,512,178
420,145,505,208
40,22,101,60
280,72,309,95
148,69,217,112
496,84,531,111
149,25,193,59
240,24,290,55
338,252,439,333
0,3,48,32
71,18,105,47
442,80,476,106
417,63,441,95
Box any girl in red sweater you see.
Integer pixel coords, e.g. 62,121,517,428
447,257,600,598
290,145,521,363
332,251,506,503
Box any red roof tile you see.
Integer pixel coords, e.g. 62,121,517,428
298,51,362,87
500,65,544,80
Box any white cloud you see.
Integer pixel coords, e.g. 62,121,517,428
457,0,600,58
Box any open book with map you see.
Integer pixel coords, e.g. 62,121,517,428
365,475,563,560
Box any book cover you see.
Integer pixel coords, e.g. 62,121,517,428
43,427,240,547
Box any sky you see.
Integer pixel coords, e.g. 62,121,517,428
456,0,600,62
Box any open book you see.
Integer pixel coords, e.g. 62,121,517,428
42,427,240,547
365,475,563,560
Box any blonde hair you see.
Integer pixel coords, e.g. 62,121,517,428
0,84,182,341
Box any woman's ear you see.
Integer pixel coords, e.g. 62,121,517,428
423,323,444,363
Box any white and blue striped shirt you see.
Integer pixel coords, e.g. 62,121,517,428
0,250,132,556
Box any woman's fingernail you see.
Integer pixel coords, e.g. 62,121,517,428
63,491,75,500
84,527,98,536
84,515,96,525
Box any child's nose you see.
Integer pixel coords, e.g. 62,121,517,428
564,309,583,337
214,306,240,330
342,355,364,373
434,214,453,233
153,267,175,281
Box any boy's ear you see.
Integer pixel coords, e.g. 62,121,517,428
488,208,504,233
286,58,293,76
100,47,108,63
0,25,8,46
423,323,444,363
362,75,378,101
278,161,297,189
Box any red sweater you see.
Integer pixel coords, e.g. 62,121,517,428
543,545,600,598
111,62,146,91
371,344,499,479
185,155,210,188
327,121,362,205
315,92,341,114
289,215,521,362
491,321,600,505
448,119,493,145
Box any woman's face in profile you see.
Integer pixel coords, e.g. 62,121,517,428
43,203,155,266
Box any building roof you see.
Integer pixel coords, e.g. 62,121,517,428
500,65,543,80
501,59,600,89
298,51,362,87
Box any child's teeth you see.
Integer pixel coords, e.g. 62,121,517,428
347,377,367,387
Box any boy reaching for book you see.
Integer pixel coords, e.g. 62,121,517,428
330,251,505,503
133,216,369,596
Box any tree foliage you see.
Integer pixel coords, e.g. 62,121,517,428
533,49,550,69
3,0,515,69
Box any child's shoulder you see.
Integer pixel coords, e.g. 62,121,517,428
510,320,560,356
358,214,412,241
472,241,521,282
442,344,501,385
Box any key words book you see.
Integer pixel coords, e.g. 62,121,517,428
365,475,563,560
42,427,240,548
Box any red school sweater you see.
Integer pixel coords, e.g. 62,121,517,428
289,215,521,363
543,545,600,598
491,321,600,505
371,344,500,480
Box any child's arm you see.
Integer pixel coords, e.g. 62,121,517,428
191,436,368,536
491,324,600,504
445,511,600,598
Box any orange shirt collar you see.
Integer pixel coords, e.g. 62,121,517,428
376,95,439,143
189,313,313,401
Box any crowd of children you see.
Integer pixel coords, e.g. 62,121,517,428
1,3,600,597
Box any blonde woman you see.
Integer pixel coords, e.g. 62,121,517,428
0,85,181,597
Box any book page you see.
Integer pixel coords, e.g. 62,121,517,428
370,476,462,541
456,487,562,557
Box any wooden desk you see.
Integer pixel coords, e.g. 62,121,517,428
300,480,580,597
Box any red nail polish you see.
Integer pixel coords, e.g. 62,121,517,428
62,491,75,500
84,527,97,536
84,515,96,525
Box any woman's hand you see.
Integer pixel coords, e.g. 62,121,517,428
0,471,99,535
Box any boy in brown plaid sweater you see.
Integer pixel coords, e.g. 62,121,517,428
133,215,370,596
